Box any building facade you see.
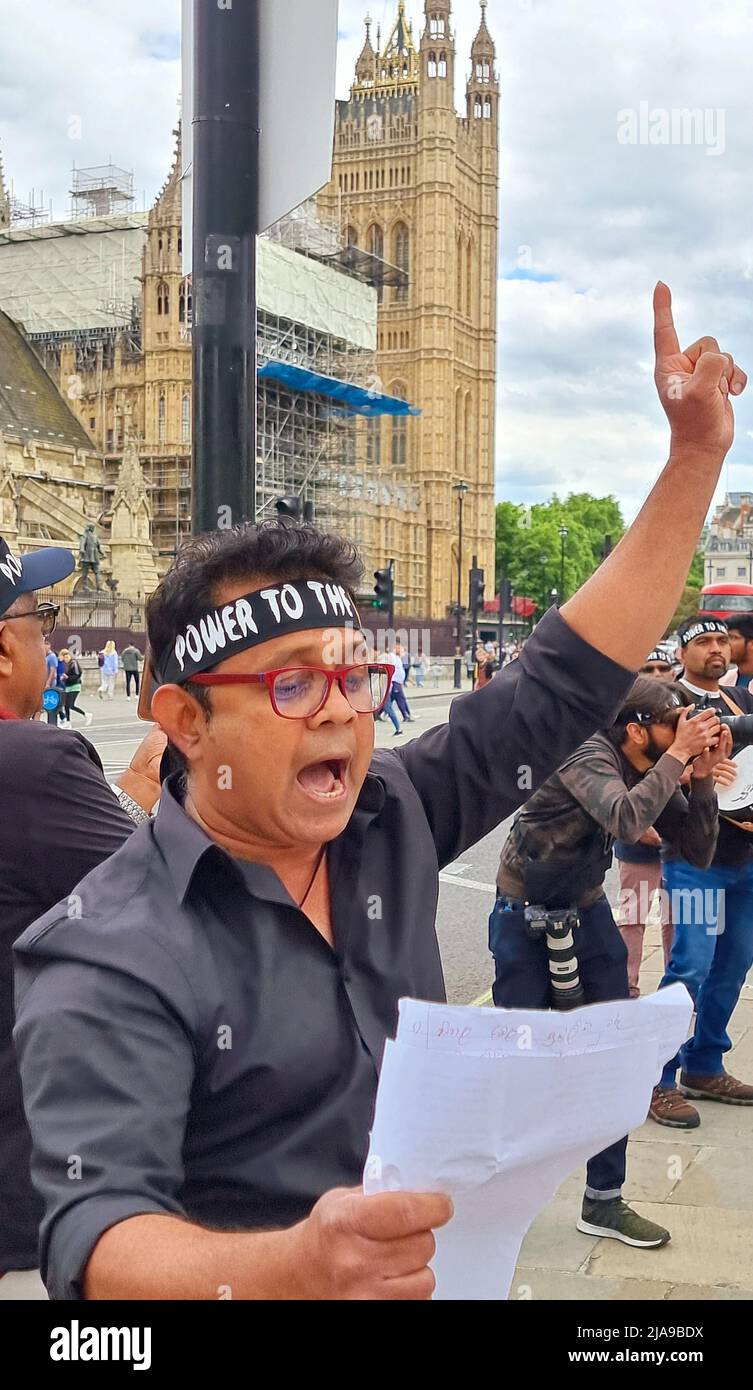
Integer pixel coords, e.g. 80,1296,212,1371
704,493,753,586
319,0,499,616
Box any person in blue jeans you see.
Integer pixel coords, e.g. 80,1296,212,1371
652,616,753,1128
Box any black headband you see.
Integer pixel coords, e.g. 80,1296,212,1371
156,580,363,686
680,619,728,645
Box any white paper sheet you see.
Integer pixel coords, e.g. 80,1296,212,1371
363,985,693,1300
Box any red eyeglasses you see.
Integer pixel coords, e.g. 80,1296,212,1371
191,663,396,720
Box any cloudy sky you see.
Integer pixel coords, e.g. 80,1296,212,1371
1,0,752,523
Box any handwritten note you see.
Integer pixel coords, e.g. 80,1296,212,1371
364,985,693,1300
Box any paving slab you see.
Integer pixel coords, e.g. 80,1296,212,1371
667,1144,753,1210
509,1268,673,1301
586,1203,753,1287
666,1282,753,1300
555,1140,701,1205
517,1196,599,1273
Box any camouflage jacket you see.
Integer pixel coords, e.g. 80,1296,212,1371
497,730,719,906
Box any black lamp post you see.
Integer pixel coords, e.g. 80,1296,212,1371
538,551,549,616
558,525,569,601
453,481,469,689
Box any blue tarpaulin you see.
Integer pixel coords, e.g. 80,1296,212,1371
258,360,421,417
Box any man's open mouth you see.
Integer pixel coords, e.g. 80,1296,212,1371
296,756,350,800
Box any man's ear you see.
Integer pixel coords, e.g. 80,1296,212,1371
0,621,15,679
623,719,645,747
151,684,209,763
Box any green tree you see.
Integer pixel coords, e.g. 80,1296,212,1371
496,493,627,611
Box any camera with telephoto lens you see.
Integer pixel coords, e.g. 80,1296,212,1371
686,696,753,748
524,905,585,1011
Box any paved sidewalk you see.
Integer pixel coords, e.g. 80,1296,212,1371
512,902,753,1301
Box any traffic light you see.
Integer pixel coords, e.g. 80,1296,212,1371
601,534,613,561
499,578,512,616
373,566,394,612
469,567,485,613
275,496,302,522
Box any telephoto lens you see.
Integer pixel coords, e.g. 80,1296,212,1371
720,713,753,747
545,911,586,1010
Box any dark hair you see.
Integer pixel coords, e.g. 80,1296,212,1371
602,675,680,748
726,615,753,643
147,521,364,711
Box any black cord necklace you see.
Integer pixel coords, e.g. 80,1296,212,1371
299,845,327,912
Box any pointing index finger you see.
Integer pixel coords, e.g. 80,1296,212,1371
653,281,681,359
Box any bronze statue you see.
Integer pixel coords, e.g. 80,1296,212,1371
79,523,104,590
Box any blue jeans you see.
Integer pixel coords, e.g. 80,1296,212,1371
660,858,753,1085
489,893,629,1199
383,694,401,733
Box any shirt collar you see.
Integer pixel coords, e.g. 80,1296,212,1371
679,676,720,699
153,767,387,907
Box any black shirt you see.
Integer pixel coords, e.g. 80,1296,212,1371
671,679,753,868
13,610,632,1299
0,720,133,1272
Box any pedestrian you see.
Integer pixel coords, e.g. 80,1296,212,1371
59,648,93,727
388,642,414,722
99,640,119,699
0,535,162,1298
721,615,753,690
490,678,727,1242
614,649,679,994
651,616,753,1126
474,642,498,690
121,641,143,700
12,285,747,1299
415,652,426,688
43,639,60,727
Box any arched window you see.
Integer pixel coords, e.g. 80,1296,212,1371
156,281,169,316
367,417,381,468
158,395,166,444
438,52,447,78
457,234,465,312
430,16,446,38
178,278,192,325
346,225,359,247
390,383,408,469
428,51,437,78
466,240,474,318
368,223,384,303
394,222,409,304
474,97,483,119
181,392,190,444
484,98,492,119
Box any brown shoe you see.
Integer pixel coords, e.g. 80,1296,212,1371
649,1085,700,1129
680,1072,753,1105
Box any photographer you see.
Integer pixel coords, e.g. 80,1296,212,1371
490,677,728,1246
653,617,753,1123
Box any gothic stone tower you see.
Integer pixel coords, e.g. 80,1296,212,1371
319,1,499,618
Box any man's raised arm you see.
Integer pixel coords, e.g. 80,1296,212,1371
562,283,746,668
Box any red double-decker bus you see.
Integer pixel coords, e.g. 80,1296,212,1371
699,583,753,621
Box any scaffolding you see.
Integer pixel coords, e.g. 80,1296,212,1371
70,163,134,218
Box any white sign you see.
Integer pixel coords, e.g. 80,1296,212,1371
181,0,339,276
715,744,753,817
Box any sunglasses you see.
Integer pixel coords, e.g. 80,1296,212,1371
191,663,396,720
640,664,673,675
0,601,59,637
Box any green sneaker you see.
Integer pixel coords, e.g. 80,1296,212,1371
576,1197,670,1248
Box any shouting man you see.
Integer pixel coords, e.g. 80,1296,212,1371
14,286,748,1300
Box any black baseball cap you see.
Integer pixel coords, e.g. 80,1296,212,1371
0,536,75,617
